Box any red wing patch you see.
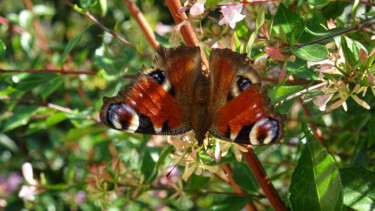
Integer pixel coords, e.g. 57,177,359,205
126,77,184,131
217,86,267,136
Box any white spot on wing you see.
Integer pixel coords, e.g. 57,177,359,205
122,104,139,132
154,126,162,133
230,132,238,140
161,78,172,92
249,118,278,145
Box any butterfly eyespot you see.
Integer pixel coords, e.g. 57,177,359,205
236,76,251,92
149,70,166,84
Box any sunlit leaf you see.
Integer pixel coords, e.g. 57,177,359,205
289,123,343,211
2,106,39,132
340,167,375,211
273,3,305,41
292,44,329,62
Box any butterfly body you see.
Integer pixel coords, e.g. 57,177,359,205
100,46,286,146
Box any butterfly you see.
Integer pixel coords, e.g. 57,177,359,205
100,46,286,146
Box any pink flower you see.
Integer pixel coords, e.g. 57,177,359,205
18,185,37,201
219,5,246,29
22,163,37,185
313,94,333,111
190,0,206,16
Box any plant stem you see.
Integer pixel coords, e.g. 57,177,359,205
241,145,287,211
165,0,209,69
122,0,160,50
295,18,375,49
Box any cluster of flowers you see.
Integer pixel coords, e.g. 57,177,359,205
189,0,246,29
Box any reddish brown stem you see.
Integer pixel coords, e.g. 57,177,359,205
24,0,52,56
0,68,97,75
220,164,258,211
0,16,26,34
165,0,209,69
122,0,160,50
60,0,152,61
261,77,318,84
241,145,286,211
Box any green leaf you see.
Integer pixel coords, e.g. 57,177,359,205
270,85,305,104
0,134,19,152
351,0,360,18
79,0,97,9
246,33,256,58
141,148,156,183
62,126,103,142
307,0,329,7
145,145,173,184
2,106,39,132
368,112,375,148
256,9,265,31
304,27,345,37
340,167,375,211
14,73,59,92
0,39,6,61
273,3,305,41
205,0,219,9
233,32,242,52
187,174,210,191
232,163,259,192
60,27,89,65
212,195,253,211
45,112,67,127
99,0,107,16
292,44,329,62
288,123,343,211
40,76,64,100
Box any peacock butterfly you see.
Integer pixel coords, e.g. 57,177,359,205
100,46,286,146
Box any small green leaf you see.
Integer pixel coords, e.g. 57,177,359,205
273,3,305,41
40,76,64,100
62,127,102,142
14,73,59,92
270,85,305,104
46,112,67,127
99,0,107,16
141,148,156,183
292,44,329,62
2,106,39,132
0,134,19,152
351,0,360,18
288,123,343,211
304,27,345,37
256,10,265,31
246,33,256,58
233,32,241,52
340,167,375,211
212,195,253,211
205,0,219,9
307,0,329,7
79,0,97,9
0,39,6,61
232,163,259,192
145,145,173,184
60,27,89,65
368,112,375,148
187,174,210,191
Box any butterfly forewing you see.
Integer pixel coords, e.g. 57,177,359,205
207,49,286,145
100,46,203,136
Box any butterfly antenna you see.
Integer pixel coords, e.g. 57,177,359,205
166,139,196,177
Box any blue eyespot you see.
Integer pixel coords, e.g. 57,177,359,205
149,70,166,84
236,76,251,91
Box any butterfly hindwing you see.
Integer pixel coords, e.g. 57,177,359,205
100,46,202,135
208,49,286,145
